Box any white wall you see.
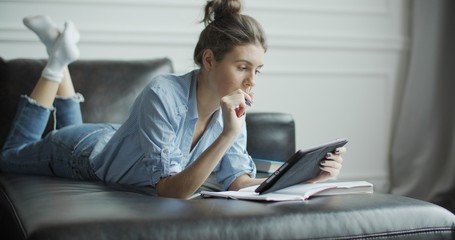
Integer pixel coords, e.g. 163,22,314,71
0,0,411,192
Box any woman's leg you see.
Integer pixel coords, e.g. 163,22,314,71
58,68,77,98
23,15,60,55
24,15,78,103
28,67,78,109
0,16,99,181
25,15,83,128
1,17,79,160
1,121,112,181
54,74,84,129
29,76,60,108
1,96,53,152
29,20,80,108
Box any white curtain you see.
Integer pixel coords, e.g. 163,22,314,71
390,0,455,212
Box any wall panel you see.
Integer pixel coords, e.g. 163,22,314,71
0,0,411,192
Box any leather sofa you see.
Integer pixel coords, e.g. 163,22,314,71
1,58,454,240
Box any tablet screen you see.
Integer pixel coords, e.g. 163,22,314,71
255,138,348,194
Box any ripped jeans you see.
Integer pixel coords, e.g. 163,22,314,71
0,95,117,181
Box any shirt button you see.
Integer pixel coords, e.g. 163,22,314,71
163,148,169,154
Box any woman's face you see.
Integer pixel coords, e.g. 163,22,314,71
208,43,265,98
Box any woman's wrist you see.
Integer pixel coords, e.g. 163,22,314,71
220,129,239,142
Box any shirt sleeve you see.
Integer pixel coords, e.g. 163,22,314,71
137,79,188,187
214,122,257,190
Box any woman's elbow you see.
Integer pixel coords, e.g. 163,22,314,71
155,177,194,199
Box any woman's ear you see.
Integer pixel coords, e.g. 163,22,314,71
201,49,214,71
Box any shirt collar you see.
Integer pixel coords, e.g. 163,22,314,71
211,109,223,132
187,69,199,120
188,69,223,131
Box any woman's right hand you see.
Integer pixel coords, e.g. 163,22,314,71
307,147,347,183
220,89,253,137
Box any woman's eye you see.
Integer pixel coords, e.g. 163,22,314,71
255,70,261,75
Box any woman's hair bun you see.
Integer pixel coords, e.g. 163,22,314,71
202,0,242,25
194,0,267,66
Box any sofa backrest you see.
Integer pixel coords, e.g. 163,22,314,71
0,58,174,147
246,112,295,162
0,58,295,162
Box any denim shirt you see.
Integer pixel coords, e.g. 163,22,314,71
90,70,256,190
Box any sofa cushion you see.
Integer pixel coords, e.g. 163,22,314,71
0,173,454,240
0,58,174,148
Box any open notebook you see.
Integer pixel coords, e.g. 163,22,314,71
200,181,373,202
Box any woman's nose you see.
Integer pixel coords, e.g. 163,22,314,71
245,72,256,88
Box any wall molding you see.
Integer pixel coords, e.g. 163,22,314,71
1,0,392,15
0,26,409,51
270,34,409,51
262,70,390,77
0,0,200,8
247,0,391,15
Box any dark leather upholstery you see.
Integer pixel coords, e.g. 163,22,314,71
246,112,295,162
1,58,454,240
0,58,173,148
1,174,454,240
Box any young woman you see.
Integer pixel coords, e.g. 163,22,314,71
0,0,345,199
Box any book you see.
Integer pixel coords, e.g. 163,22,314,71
253,158,284,174
200,181,373,202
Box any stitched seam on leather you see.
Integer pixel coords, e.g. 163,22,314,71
313,227,454,240
0,187,27,240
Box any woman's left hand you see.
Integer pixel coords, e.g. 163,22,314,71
307,147,347,183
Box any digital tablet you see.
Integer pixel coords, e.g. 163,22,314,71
255,138,348,194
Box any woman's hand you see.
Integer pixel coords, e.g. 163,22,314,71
220,89,253,137
307,147,347,183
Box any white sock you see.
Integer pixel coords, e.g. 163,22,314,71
42,21,80,83
23,15,61,55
